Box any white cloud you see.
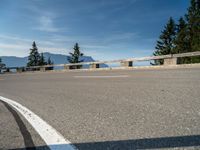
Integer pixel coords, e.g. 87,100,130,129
0,42,67,57
0,35,32,43
34,15,60,32
102,32,139,43
0,34,64,56
0,43,29,57
82,45,108,49
24,4,61,32
0,32,153,60
0,33,107,59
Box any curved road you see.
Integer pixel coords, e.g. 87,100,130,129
0,67,200,150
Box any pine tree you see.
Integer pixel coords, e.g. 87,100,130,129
68,43,84,69
47,57,53,65
174,17,188,53
0,57,5,67
38,53,47,66
46,57,54,70
68,43,84,63
185,0,200,63
153,17,176,65
174,17,190,64
0,57,6,73
27,41,41,67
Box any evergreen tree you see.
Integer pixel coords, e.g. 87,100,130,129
0,58,5,67
46,57,54,70
153,17,176,65
27,41,41,67
174,17,188,54
185,0,200,63
38,53,47,66
68,43,84,63
47,57,53,65
68,43,84,69
0,57,6,73
174,17,189,64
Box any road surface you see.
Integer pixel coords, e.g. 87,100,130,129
0,67,200,150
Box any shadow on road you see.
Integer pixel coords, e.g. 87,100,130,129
8,134,200,150
1,99,200,150
1,101,36,150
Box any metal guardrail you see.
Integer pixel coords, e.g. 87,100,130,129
2,51,200,73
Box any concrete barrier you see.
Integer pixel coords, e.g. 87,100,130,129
16,67,25,73
90,63,100,69
164,58,177,66
64,65,70,70
2,51,200,73
121,61,133,67
40,67,46,72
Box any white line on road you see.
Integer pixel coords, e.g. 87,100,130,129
0,96,76,150
74,75,129,78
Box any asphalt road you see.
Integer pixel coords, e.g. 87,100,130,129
0,67,200,150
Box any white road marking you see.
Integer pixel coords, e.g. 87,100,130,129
74,75,129,78
0,96,76,150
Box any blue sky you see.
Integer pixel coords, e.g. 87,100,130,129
0,0,189,60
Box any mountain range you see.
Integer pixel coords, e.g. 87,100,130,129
1,52,150,68
1,52,96,67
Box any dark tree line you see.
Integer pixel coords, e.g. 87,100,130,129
153,0,200,65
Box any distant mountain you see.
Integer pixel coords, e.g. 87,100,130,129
1,52,96,67
1,56,28,67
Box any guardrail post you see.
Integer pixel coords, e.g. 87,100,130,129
6,68,10,73
121,61,133,67
71,66,78,69
164,57,177,66
90,63,100,69
16,67,24,73
40,67,46,72
64,65,70,70
46,66,54,71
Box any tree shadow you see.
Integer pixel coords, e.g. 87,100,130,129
9,134,200,150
